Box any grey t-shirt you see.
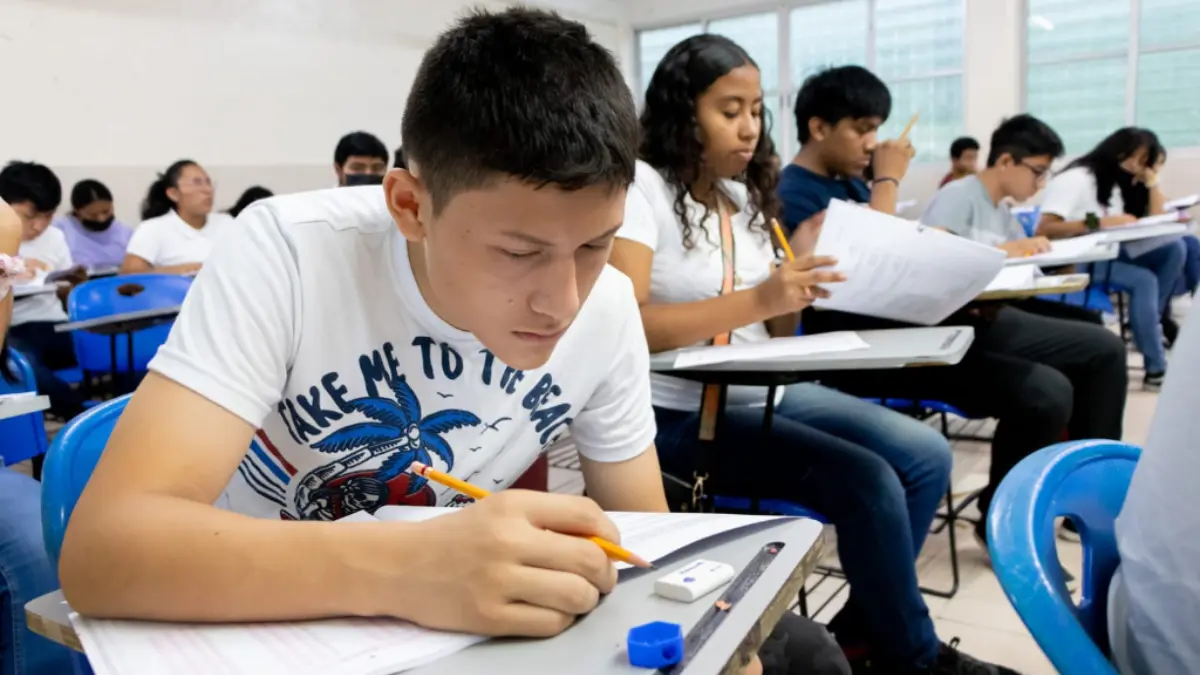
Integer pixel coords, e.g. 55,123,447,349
1110,303,1200,674
920,176,1026,247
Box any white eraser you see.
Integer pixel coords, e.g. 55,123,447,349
653,559,736,603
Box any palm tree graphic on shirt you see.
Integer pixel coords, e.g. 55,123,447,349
293,375,481,517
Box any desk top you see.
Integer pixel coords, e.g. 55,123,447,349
26,519,825,675
652,327,974,383
975,273,1090,302
1099,222,1188,244
54,305,182,335
12,284,60,298
0,394,49,421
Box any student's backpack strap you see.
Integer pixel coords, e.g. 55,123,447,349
673,203,736,513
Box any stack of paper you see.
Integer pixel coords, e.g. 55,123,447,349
71,510,784,675
671,331,869,369
812,199,1006,325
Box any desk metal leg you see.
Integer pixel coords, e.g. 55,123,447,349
108,335,118,391
752,385,778,515
125,330,136,392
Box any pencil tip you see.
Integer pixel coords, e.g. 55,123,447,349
409,461,428,474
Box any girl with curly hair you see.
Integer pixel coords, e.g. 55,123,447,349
610,35,1016,675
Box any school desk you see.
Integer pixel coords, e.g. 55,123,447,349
26,518,826,675
54,305,182,389
12,283,61,299
0,394,49,421
974,273,1090,302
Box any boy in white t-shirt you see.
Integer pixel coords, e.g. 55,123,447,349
0,161,86,418
58,10,842,672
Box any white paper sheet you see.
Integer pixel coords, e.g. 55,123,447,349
1002,236,1113,267
671,331,869,369
72,509,784,675
811,199,1006,325
983,265,1042,292
1165,194,1199,211
367,506,783,570
1100,221,1189,245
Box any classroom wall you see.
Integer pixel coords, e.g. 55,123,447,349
0,0,633,225
625,0,1200,212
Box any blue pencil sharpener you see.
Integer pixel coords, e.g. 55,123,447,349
627,621,684,668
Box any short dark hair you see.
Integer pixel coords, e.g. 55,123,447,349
986,115,1064,167
401,7,638,214
334,132,389,167
70,179,114,211
950,137,980,159
0,161,62,212
793,65,891,144
393,146,407,169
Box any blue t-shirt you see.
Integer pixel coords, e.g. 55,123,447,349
777,164,871,231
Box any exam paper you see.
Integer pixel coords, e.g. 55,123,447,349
983,265,1041,292
369,506,784,570
1165,194,1199,211
812,199,1006,325
1002,236,1111,267
671,331,869,369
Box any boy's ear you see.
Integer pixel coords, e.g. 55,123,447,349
384,168,427,243
807,117,828,143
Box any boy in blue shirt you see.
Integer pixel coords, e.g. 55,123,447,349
777,67,1128,551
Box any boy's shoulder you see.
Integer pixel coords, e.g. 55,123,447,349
247,186,394,237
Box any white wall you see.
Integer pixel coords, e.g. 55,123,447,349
0,0,632,224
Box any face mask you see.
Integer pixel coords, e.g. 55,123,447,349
80,216,114,232
342,173,384,187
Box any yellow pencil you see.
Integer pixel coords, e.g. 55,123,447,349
899,113,919,141
770,218,796,262
408,461,653,568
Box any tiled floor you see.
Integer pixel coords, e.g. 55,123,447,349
546,340,1161,675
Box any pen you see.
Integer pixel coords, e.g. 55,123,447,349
899,113,919,141
408,461,654,568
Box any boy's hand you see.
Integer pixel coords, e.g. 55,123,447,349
754,255,845,317
999,237,1051,258
872,139,915,182
399,490,619,637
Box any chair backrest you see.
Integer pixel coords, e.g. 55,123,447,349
0,349,50,466
1014,206,1042,238
988,439,1139,675
40,394,131,566
67,274,192,373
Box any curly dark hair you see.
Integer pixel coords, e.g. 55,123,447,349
639,34,778,250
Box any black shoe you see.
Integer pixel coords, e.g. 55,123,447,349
1163,316,1180,348
1144,371,1166,391
924,638,1023,674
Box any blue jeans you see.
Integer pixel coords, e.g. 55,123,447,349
1094,240,1185,373
0,469,72,675
654,382,952,669
1179,234,1200,296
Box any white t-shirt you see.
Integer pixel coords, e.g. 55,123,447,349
617,160,778,411
126,210,234,268
1039,166,1124,221
13,226,72,325
149,186,656,521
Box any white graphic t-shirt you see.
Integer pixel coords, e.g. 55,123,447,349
149,186,656,521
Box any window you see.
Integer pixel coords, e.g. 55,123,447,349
1026,0,1200,153
787,0,965,161
635,1,964,161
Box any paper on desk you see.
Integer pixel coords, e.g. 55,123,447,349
72,612,484,675
983,265,1042,292
672,331,869,369
368,506,784,570
1165,194,1199,211
812,199,1006,325
1002,235,1107,267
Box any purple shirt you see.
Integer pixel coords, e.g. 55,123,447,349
52,214,133,269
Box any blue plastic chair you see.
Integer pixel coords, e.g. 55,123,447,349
1014,206,1042,238
0,349,50,467
987,440,1139,675
67,274,192,375
41,394,132,567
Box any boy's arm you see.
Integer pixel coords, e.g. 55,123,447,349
580,449,668,513
0,200,19,335
868,139,913,215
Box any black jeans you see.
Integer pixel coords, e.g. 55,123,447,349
760,613,851,675
5,322,84,419
803,306,1128,519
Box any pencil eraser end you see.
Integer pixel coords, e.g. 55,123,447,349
627,621,683,668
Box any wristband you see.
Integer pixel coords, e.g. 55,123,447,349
874,177,900,187
1084,212,1101,232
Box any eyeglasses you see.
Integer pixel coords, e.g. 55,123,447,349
1021,161,1051,183
177,176,214,191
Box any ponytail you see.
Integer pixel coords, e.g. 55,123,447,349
140,159,199,221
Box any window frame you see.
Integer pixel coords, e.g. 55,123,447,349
1021,0,1200,153
633,0,966,162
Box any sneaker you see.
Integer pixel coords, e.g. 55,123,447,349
924,638,1023,674
1057,518,1081,543
1163,316,1180,348
1144,371,1166,391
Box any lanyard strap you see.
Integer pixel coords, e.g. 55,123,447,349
698,204,735,441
